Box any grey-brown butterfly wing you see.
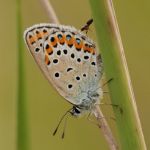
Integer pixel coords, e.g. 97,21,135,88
24,23,103,105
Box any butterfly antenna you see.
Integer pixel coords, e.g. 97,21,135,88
61,116,68,139
53,108,72,136
81,18,93,33
93,78,113,93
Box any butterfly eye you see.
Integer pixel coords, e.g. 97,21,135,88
74,107,80,114
71,106,81,116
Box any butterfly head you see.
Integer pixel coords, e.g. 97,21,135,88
70,106,82,117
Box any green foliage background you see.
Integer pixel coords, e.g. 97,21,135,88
0,0,149,150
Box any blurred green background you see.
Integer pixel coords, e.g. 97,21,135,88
0,0,150,150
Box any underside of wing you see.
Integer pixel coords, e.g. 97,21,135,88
24,23,103,105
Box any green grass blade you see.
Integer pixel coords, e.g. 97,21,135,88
16,0,29,149
89,0,147,149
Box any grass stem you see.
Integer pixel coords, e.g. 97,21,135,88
89,0,147,149
16,0,29,149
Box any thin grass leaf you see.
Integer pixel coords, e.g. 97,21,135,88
16,0,29,149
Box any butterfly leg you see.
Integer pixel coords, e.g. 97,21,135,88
87,112,115,126
101,78,120,111
100,102,123,115
87,112,103,128
102,78,113,87
100,103,118,108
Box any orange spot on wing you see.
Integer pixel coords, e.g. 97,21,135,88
46,44,53,55
83,44,94,53
74,40,83,50
28,36,36,45
50,36,58,47
43,29,48,34
45,54,50,65
58,35,65,44
36,32,43,39
92,48,96,55
83,44,90,53
42,31,49,37
66,37,74,46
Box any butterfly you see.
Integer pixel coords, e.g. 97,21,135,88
24,20,103,136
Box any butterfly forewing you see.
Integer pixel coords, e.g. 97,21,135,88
24,23,102,105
